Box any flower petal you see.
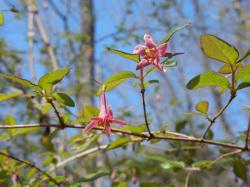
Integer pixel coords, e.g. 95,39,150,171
99,91,107,118
157,43,168,56
133,44,146,55
104,122,112,136
152,58,164,72
136,59,150,70
107,105,113,119
84,120,98,132
110,119,126,125
144,34,157,48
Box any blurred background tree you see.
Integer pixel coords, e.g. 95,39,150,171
0,0,250,186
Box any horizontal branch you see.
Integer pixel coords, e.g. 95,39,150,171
0,123,248,151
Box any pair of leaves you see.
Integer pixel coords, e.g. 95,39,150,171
0,68,74,107
96,71,137,95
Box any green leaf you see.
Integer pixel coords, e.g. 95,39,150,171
195,101,209,114
161,22,190,43
107,137,131,150
144,80,159,88
40,103,52,114
175,120,187,132
38,67,70,93
121,125,146,134
96,71,137,95
53,92,75,107
237,82,250,90
0,73,42,92
81,105,99,117
160,160,185,171
233,159,248,182
111,182,128,187
207,130,214,140
192,160,213,170
184,112,207,117
0,12,4,26
0,92,22,102
236,64,250,83
237,49,250,64
71,168,110,183
141,182,164,187
107,47,140,62
186,71,230,90
161,59,177,67
200,34,239,64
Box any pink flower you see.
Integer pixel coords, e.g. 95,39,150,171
84,91,126,136
133,34,170,72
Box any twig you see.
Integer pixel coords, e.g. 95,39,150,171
140,69,153,139
34,14,58,69
202,94,235,139
184,171,191,187
210,149,242,166
27,0,36,81
48,145,108,173
245,116,250,149
49,101,66,129
0,123,247,151
0,151,60,185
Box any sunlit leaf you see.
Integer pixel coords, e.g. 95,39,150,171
236,64,250,83
96,71,137,95
121,125,146,134
192,160,213,170
38,67,70,94
195,101,209,114
53,92,75,107
200,34,239,64
141,182,164,187
0,12,4,26
107,47,140,62
160,160,185,171
81,105,99,117
186,71,230,90
0,92,22,102
161,22,190,43
184,112,207,117
0,73,42,92
111,182,128,187
107,137,131,150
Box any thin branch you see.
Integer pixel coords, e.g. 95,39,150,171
184,171,191,187
34,14,58,69
49,101,66,129
0,151,60,185
210,149,242,166
202,94,235,139
0,123,247,151
245,116,250,149
48,145,108,173
140,69,153,138
27,0,36,81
